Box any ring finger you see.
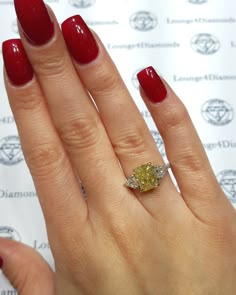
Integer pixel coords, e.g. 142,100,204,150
61,15,183,215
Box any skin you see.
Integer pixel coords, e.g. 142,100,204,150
1,7,236,295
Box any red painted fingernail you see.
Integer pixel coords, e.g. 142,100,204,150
137,66,167,104
14,0,54,45
62,15,99,64
2,39,34,86
0,257,3,268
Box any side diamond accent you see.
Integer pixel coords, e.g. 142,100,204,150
125,175,139,189
154,163,170,179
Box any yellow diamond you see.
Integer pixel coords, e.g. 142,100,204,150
133,163,159,192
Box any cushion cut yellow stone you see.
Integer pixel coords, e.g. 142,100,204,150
133,163,159,192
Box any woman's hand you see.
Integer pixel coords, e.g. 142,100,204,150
1,1,236,294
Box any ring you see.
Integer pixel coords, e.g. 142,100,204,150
125,162,170,192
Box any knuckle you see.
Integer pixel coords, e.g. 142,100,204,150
11,258,41,294
113,126,147,157
90,68,120,95
13,92,43,113
175,151,204,173
33,51,68,77
25,142,64,178
58,117,101,153
162,101,189,132
12,264,31,293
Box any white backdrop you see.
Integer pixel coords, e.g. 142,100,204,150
0,0,236,292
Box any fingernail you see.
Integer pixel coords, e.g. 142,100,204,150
14,0,54,45
0,257,3,268
62,15,99,64
2,39,34,86
137,66,167,104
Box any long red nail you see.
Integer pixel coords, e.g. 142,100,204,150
62,15,99,64
14,0,54,45
0,256,3,268
2,39,34,86
137,66,167,104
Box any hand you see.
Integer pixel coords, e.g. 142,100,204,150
1,1,236,294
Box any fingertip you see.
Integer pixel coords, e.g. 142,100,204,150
2,38,34,86
0,256,3,269
61,14,99,64
14,0,54,46
137,66,167,105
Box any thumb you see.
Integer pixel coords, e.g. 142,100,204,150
0,238,55,295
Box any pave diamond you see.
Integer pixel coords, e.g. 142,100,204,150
133,162,159,192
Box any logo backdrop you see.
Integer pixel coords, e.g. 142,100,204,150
0,0,236,292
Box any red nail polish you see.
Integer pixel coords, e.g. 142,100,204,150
14,0,54,45
62,15,99,64
2,39,34,86
137,66,167,104
0,257,3,268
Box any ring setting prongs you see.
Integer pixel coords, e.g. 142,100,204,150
125,162,170,192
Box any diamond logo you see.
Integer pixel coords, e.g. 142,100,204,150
69,0,95,8
0,226,21,241
0,135,23,165
201,99,234,126
189,0,208,4
191,33,220,55
130,11,157,31
150,130,166,156
217,170,236,203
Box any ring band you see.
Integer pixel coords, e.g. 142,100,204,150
125,162,170,192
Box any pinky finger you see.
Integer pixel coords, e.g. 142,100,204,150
137,66,234,222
